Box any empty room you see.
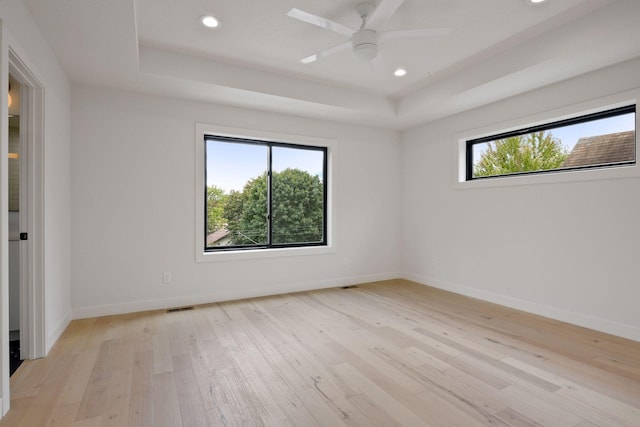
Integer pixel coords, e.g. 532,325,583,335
0,0,639,425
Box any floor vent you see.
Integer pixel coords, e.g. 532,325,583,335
341,285,358,289
166,306,195,313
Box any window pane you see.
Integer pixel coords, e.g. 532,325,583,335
470,108,635,179
555,113,635,168
205,139,267,248
271,146,325,245
472,131,570,178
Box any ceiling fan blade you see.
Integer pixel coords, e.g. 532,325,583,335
380,28,451,40
287,8,354,37
299,41,351,64
367,0,405,28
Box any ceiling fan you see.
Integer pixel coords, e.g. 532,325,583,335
287,0,451,64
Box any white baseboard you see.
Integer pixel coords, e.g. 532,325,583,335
70,271,640,342
72,271,402,320
47,309,72,355
403,273,640,343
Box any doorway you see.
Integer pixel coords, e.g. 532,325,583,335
6,47,45,369
7,72,22,375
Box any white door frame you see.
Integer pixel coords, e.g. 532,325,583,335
0,27,46,414
8,49,45,361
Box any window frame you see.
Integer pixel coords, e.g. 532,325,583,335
456,90,640,189
465,105,636,181
195,123,337,262
203,135,328,252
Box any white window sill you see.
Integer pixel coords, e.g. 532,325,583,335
454,89,639,189
196,244,336,263
455,163,639,190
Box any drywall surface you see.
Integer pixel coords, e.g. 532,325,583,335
70,86,402,317
402,58,640,341
0,0,72,354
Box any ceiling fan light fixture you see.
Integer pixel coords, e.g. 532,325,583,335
352,29,379,61
353,44,378,61
394,68,407,77
200,15,221,28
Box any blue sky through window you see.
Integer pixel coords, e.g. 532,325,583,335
207,140,324,193
550,112,634,151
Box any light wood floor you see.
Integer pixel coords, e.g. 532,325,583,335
2,279,639,426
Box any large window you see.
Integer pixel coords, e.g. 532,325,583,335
466,105,636,181
204,135,327,251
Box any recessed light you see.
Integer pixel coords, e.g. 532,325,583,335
394,68,407,77
200,15,221,28
528,0,547,4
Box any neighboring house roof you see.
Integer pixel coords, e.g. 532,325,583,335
207,228,230,245
562,131,635,168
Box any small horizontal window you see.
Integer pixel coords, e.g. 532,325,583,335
466,105,636,181
204,135,327,252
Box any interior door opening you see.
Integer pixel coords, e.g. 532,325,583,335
7,73,23,376
6,48,46,382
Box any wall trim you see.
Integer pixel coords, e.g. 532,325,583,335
46,309,72,355
403,273,640,343
72,272,402,319
71,271,640,342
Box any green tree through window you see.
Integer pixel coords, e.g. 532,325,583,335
474,131,567,177
205,137,326,250
272,168,324,244
206,185,227,234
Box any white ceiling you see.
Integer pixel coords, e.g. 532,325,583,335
24,0,640,130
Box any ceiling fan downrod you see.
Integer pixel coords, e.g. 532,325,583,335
352,2,378,60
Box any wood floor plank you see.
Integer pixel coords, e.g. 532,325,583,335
75,339,119,421
151,372,183,427
45,403,80,427
151,329,173,375
172,353,209,427
0,398,29,426
495,407,543,427
502,355,640,422
127,350,154,427
100,342,133,426
15,354,78,427
331,362,427,427
56,350,100,407
500,384,585,426
2,279,639,426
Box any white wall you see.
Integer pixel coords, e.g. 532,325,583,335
70,86,402,317
402,58,640,342
0,0,72,414
1,0,72,354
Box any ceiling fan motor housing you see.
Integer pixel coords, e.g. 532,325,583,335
352,29,379,60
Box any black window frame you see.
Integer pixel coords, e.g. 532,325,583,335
204,135,328,252
466,105,636,181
